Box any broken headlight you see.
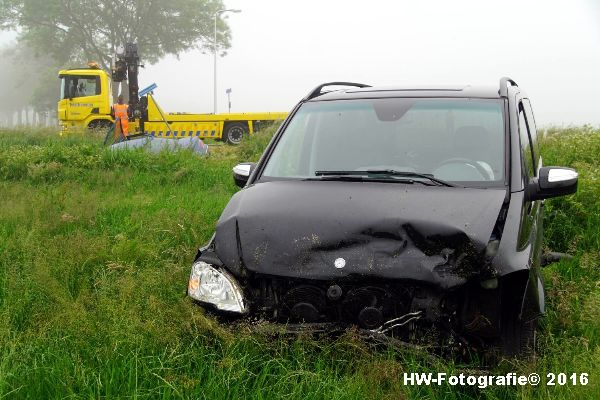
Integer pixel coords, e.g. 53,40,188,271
188,261,247,314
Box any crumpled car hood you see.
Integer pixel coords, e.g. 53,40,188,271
214,180,506,289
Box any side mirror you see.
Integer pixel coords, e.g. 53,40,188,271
528,166,578,201
232,162,256,188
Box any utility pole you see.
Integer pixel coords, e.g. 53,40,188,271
213,9,241,114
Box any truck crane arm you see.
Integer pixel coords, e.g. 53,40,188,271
111,43,142,113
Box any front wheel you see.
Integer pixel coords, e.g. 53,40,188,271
500,308,537,359
224,122,248,145
88,119,112,130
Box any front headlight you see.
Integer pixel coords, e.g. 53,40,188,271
188,261,247,314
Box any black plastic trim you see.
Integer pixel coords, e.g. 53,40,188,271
499,77,518,97
303,82,371,101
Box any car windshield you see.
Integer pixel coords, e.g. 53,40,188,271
262,98,506,187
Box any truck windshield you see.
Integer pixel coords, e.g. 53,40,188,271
262,98,505,186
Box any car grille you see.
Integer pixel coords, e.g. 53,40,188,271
253,278,421,330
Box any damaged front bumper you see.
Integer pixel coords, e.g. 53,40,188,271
188,250,503,349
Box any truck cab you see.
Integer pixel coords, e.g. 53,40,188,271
58,68,114,131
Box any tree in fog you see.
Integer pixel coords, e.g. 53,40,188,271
0,44,59,125
0,0,231,70
0,0,231,106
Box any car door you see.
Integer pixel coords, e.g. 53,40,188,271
517,98,545,313
522,99,543,259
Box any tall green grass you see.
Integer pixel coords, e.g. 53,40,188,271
0,126,598,399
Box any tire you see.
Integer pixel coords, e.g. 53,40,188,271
224,122,248,145
88,120,112,130
500,307,537,359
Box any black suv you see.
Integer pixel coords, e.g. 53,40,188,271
188,78,578,356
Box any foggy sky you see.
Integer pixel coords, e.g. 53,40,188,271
142,0,600,126
1,0,599,125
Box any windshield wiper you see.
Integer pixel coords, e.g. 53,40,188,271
306,174,415,184
314,170,457,187
365,170,458,187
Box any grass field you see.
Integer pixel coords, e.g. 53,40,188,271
0,125,598,399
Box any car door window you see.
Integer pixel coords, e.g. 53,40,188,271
518,102,536,178
523,99,540,169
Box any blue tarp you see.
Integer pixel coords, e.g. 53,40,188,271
110,136,209,155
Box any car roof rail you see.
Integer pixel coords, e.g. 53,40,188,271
499,77,518,97
303,82,371,101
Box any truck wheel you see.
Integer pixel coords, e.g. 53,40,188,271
224,122,248,145
88,120,112,131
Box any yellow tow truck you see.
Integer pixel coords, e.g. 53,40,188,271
58,43,287,144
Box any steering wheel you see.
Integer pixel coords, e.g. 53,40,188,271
434,157,491,180
354,153,420,173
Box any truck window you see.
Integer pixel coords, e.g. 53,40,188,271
60,75,100,99
518,102,535,178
